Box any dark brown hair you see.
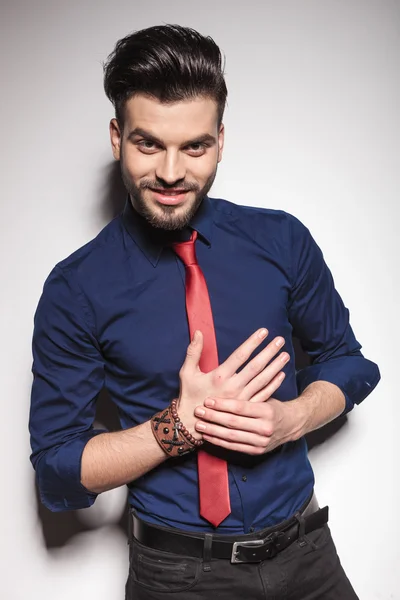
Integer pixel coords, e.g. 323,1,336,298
103,24,227,127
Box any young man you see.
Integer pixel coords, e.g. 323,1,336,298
29,24,380,599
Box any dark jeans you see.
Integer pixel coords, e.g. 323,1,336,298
125,524,359,599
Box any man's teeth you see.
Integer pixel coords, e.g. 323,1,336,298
159,191,183,195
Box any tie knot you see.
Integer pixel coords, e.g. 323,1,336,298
172,229,198,266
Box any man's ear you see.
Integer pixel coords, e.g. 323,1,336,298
217,123,224,163
110,118,122,160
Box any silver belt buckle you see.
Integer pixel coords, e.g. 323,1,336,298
231,538,265,564
231,530,286,564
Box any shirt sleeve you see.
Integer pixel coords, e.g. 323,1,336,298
287,215,380,414
29,265,106,511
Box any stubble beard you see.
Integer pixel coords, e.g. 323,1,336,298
120,161,218,231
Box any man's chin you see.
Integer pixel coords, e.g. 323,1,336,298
149,205,196,230
134,193,202,231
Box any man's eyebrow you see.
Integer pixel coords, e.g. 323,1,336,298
185,133,217,145
127,127,217,146
127,128,162,144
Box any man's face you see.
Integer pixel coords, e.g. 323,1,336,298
110,94,224,230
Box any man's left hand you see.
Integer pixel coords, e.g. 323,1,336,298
194,397,305,455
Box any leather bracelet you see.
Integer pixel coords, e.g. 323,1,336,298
151,401,203,457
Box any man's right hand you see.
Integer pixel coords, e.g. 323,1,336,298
177,328,289,438
81,329,289,493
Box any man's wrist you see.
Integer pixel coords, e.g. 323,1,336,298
285,381,346,441
281,397,310,442
150,401,203,457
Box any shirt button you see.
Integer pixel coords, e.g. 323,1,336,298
242,475,247,482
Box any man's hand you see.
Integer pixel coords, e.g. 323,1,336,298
177,328,290,438
193,380,346,455
193,397,301,455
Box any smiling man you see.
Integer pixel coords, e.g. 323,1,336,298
29,24,380,600
111,95,222,230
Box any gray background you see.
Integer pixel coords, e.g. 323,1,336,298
0,1,398,598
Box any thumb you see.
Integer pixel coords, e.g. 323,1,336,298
184,330,203,370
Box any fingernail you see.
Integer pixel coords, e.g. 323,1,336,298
192,330,198,342
275,337,284,347
280,353,289,362
196,423,206,431
205,398,215,407
258,328,268,339
195,407,205,416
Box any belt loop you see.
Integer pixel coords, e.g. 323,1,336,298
128,509,134,545
294,511,306,538
202,533,213,572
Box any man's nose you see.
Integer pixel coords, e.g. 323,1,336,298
155,151,186,185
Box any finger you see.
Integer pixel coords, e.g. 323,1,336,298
234,339,288,390
248,371,285,402
202,434,273,456
201,397,266,418
181,330,203,371
194,406,271,435
196,419,269,443
216,328,269,379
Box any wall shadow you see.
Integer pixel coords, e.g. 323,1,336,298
36,161,128,549
34,163,346,548
36,388,129,549
99,160,126,222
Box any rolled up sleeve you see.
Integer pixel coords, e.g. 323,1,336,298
287,215,380,414
29,265,106,511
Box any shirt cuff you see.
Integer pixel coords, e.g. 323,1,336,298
296,355,381,415
34,429,106,511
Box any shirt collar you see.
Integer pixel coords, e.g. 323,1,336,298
122,195,214,267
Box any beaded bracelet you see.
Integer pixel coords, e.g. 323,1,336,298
170,399,204,448
151,400,204,458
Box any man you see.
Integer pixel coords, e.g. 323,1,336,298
29,24,380,599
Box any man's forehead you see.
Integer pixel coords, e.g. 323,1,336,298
123,94,219,132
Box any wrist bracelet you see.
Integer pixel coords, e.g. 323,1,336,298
170,399,204,448
151,400,204,457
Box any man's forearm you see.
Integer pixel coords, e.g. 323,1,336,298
81,420,168,494
287,381,346,441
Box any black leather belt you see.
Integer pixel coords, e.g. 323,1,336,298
131,493,329,564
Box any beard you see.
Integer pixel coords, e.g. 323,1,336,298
120,160,218,231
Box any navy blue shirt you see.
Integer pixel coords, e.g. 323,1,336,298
29,196,380,533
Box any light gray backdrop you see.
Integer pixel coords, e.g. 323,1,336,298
1,1,398,598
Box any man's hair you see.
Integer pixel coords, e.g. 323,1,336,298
103,24,227,128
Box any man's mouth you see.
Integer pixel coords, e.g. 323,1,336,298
151,188,188,195
149,188,191,205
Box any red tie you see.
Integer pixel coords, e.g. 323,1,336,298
172,229,231,527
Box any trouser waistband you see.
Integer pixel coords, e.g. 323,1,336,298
130,492,329,564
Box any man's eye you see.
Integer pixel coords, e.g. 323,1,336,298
138,141,157,150
136,141,207,154
186,143,206,154
136,140,163,154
